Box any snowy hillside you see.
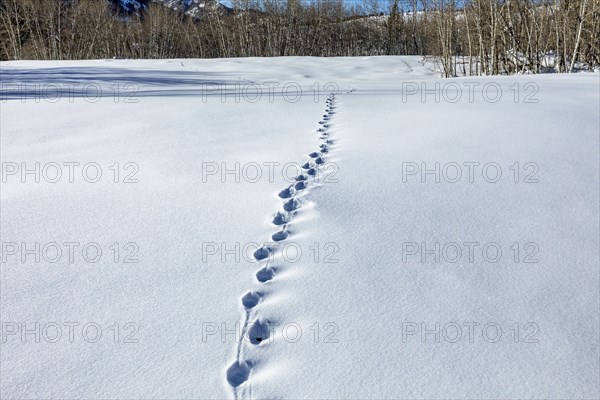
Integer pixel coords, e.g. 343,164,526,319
111,0,229,16
155,0,230,17
1,57,599,399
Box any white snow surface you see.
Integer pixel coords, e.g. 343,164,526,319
1,56,599,399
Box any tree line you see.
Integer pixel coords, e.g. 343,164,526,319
0,0,597,75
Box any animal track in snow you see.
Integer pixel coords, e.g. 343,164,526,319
273,211,291,225
294,181,308,191
248,319,272,345
226,93,343,396
227,361,252,388
256,266,276,283
271,229,289,241
253,246,271,261
283,198,301,212
242,292,262,309
278,186,295,199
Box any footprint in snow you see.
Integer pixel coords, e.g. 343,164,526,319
242,291,262,309
283,198,300,212
278,186,295,199
253,246,271,261
271,230,289,242
248,319,272,345
256,266,276,283
273,211,291,225
294,181,308,191
227,361,252,387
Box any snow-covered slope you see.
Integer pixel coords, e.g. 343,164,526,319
155,0,230,17
111,0,230,16
1,57,598,399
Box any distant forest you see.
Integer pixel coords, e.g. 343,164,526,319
1,0,598,76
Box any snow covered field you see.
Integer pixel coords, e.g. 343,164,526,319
1,56,598,399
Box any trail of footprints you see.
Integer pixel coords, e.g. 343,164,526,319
226,94,339,396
